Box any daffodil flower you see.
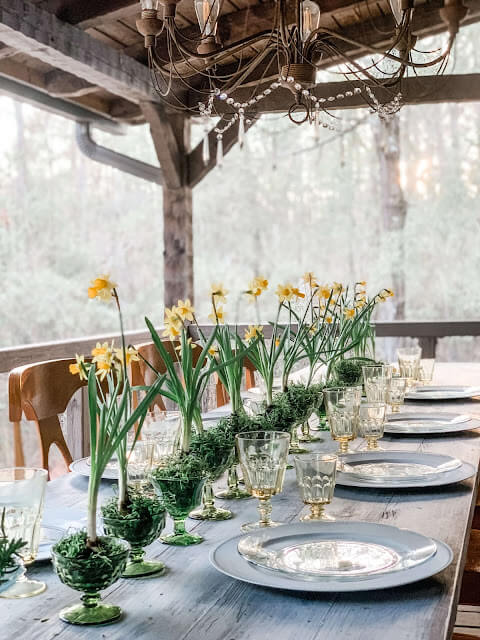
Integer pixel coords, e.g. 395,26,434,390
317,285,331,299
88,275,117,302
162,324,181,339
176,299,195,322
244,325,263,341
209,305,226,324
208,345,218,357
332,282,344,295
210,283,228,304
302,272,318,288
245,281,262,303
325,315,333,324
344,307,356,319
69,354,88,380
291,287,305,300
253,276,268,291
275,283,294,302
95,360,113,381
114,346,140,366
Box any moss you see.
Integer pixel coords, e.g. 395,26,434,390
101,490,164,521
54,530,125,560
0,510,25,576
190,427,234,475
151,453,206,481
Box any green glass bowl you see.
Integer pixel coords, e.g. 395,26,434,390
52,536,129,625
103,509,166,577
151,475,205,545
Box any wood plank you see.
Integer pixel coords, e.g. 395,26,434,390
2,362,480,639
0,0,164,105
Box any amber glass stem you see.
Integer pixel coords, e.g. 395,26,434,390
257,497,272,526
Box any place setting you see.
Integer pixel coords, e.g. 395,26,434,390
210,432,454,593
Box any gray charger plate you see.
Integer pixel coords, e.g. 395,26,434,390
336,451,475,489
210,521,453,592
385,412,478,435
406,386,480,401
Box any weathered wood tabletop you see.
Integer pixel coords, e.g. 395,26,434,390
2,363,480,640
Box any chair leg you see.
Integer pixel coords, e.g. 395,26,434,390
13,421,25,467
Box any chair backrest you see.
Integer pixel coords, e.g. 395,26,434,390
215,356,257,408
9,358,86,475
131,341,204,411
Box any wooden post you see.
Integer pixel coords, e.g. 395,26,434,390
141,102,193,307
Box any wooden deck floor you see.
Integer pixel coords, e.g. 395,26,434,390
455,605,480,637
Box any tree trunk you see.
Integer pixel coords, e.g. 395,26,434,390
374,115,407,320
163,185,193,307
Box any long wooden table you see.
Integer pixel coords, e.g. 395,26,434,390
2,363,480,640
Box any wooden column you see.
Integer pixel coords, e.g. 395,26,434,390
141,102,193,307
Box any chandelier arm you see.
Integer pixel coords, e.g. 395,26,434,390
163,19,281,64
305,27,454,69
219,45,281,94
278,0,293,49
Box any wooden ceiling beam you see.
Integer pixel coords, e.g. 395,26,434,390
0,0,167,105
210,74,480,116
37,0,138,28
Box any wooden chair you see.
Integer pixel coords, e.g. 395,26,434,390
131,340,204,411
9,358,86,475
215,357,257,408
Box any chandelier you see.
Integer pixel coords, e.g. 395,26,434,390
136,0,467,158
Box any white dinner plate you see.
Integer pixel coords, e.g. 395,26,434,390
69,457,118,480
210,522,453,592
385,412,478,435
336,451,475,489
406,385,480,401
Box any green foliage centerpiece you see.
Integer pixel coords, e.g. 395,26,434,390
0,510,25,595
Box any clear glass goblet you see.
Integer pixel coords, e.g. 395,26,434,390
362,366,389,402
0,468,47,598
386,377,408,412
358,402,387,450
294,454,337,521
397,347,421,388
418,358,435,385
323,387,361,455
236,431,290,533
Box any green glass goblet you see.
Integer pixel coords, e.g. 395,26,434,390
52,536,129,625
151,475,205,546
190,444,234,520
102,507,166,578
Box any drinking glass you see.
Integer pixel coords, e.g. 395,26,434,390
418,358,435,385
397,347,422,388
127,441,152,489
358,402,386,450
323,387,360,454
142,409,181,467
294,454,337,521
236,431,290,533
386,377,408,412
362,365,389,402
0,468,47,598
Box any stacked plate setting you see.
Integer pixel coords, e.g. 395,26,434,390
210,522,453,592
335,451,475,489
384,412,479,435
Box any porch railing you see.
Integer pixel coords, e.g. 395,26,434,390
2,320,480,462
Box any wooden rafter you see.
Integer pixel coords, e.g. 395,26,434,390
0,0,164,105
209,74,480,116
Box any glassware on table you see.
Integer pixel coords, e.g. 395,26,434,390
362,365,389,403
142,409,181,467
418,358,435,385
0,467,47,598
323,387,361,455
127,441,152,490
386,377,408,412
358,402,387,450
294,454,337,521
397,347,422,388
236,431,290,533
190,444,234,521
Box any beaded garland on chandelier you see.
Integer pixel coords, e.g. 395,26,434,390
136,0,467,162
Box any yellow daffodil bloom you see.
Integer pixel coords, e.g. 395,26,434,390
375,288,394,303
332,282,344,295
91,342,115,367
344,307,356,319
209,306,226,324
245,280,262,303
291,286,305,300
162,324,181,339
244,325,263,341
275,338,280,348
95,360,112,381
114,346,140,366
325,315,333,324
356,281,367,287
275,283,294,302
302,272,318,287
69,354,88,380
176,299,195,322
354,296,367,309
88,275,117,301
253,276,268,291
208,345,218,357
317,285,331,299
210,283,228,304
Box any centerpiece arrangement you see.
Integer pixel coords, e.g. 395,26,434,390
0,510,26,595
